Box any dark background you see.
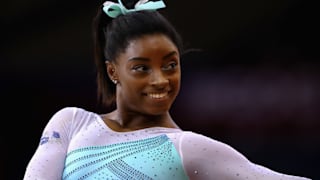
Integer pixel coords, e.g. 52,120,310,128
1,0,319,179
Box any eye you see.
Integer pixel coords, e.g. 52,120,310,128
162,61,178,71
132,65,150,72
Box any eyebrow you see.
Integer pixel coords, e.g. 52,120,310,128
128,51,178,62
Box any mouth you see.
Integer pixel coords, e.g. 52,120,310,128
146,92,169,99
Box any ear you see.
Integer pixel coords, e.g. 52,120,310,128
106,61,118,82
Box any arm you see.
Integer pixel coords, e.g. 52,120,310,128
179,132,311,180
23,107,76,180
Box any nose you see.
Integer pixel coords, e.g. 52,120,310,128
150,70,169,87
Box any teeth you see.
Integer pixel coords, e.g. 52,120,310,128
148,92,167,99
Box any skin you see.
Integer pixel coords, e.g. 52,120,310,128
23,34,311,180
102,34,181,132
99,34,312,180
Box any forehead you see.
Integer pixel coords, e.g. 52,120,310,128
123,34,179,57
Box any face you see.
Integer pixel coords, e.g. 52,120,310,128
111,34,181,115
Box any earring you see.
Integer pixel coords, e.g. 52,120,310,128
112,79,118,84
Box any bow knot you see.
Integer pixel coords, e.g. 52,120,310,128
103,0,166,18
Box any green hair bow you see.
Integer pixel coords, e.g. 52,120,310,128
103,0,166,18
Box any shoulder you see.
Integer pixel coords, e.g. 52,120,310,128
50,106,96,119
43,107,100,139
50,107,78,118
178,131,252,179
48,107,83,123
179,131,248,162
46,107,98,131
180,131,233,147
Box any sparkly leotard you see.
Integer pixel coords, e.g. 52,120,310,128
23,107,311,180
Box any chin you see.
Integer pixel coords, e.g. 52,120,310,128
146,106,171,116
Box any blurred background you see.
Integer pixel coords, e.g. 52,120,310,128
1,0,319,179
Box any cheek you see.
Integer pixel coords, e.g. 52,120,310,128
170,74,181,90
121,78,145,95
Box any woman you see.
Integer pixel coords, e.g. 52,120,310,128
23,0,311,179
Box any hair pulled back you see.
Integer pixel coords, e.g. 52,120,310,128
92,0,183,108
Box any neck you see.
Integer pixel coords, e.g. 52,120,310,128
108,109,179,131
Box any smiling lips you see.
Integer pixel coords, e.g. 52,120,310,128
147,92,169,99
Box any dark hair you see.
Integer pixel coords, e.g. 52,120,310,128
92,0,184,108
